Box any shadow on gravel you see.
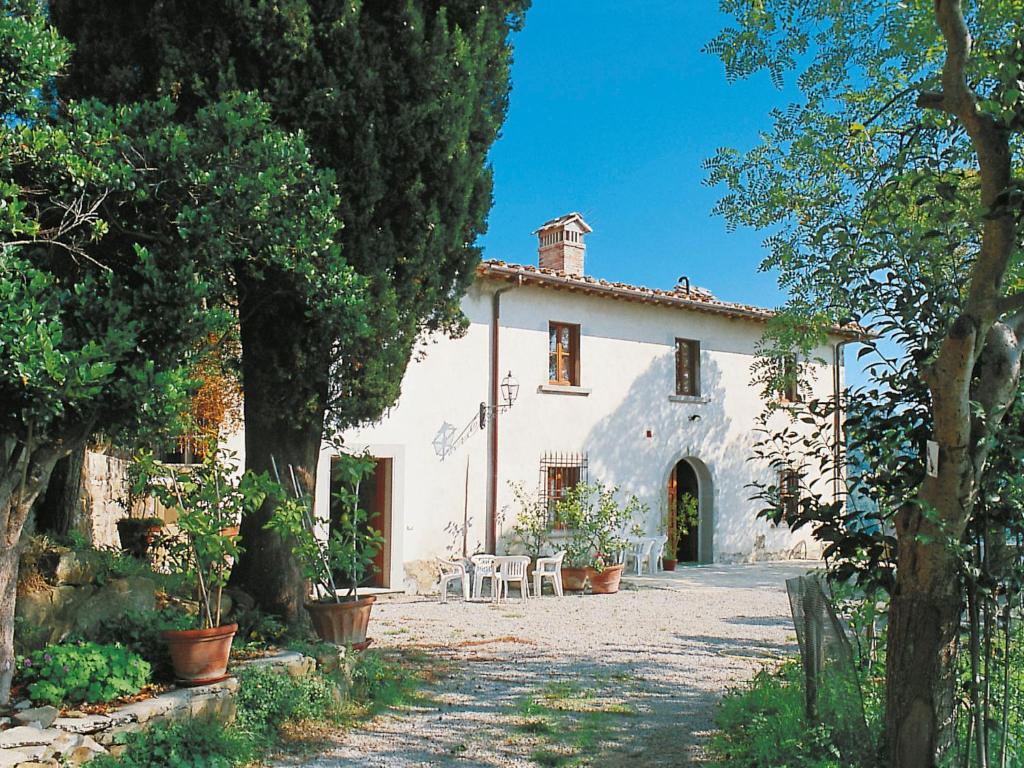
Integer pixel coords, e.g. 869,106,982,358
271,637,789,768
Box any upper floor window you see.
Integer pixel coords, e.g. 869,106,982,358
675,339,700,397
549,322,580,386
780,356,802,403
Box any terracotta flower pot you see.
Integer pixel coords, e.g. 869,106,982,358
162,623,237,686
663,559,678,572
561,566,590,592
588,564,625,594
117,519,163,559
305,596,375,648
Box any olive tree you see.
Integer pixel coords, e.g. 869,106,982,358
707,1,1024,764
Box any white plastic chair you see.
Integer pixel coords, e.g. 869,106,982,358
438,560,470,604
533,551,565,597
625,538,656,575
471,554,497,599
652,535,669,572
494,555,531,603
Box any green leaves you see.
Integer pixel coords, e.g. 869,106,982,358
0,0,70,117
133,449,275,628
554,483,643,571
266,450,384,599
16,641,151,706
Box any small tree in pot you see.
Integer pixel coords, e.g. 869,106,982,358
556,483,637,594
137,448,272,684
267,451,384,648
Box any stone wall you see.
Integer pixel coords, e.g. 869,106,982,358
0,652,320,768
16,549,156,649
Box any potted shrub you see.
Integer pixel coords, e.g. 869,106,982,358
509,481,553,576
138,449,271,685
267,451,384,649
555,483,638,594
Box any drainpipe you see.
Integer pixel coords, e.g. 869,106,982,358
486,279,520,553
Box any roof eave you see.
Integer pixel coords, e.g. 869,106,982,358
475,261,868,340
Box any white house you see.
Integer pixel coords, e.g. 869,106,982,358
315,213,850,592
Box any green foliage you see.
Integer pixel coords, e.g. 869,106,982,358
232,606,290,649
233,665,341,745
89,608,192,683
16,642,150,706
52,0,530,431
266,451,383,601
707,662,881,768
345,649,421,715
90,717,256,768
135,448,274,628
554,483,643,571
677,493,698,537
93,650,434,768
508,480,553,559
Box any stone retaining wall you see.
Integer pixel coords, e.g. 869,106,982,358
0,651,318,768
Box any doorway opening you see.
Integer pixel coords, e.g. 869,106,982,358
329,456,392,589
663,456,712,565
669,459,701,562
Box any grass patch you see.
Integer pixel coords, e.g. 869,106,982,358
705,660,880,768
512,677,638,767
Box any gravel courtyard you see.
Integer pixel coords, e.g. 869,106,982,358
271,561,817,767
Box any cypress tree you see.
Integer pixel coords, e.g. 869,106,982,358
53,0,530,619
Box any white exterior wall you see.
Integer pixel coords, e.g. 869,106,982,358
321,278,841,588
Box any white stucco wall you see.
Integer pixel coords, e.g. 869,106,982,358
321,276,843,585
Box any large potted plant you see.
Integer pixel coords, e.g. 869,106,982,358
138,449,271,685
555,483,638,594
268,451,384,649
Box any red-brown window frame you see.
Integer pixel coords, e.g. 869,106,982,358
549,322,581,386
675,338,700,397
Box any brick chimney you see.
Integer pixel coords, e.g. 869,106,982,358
533,212,592,276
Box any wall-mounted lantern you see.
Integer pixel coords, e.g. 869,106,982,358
480,370,519,429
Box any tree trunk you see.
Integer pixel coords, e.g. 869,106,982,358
0,434,71,705
33,445,86,537
886,521,963,767
0,541,20,706
229,277,331,623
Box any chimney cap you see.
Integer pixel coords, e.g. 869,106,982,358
532,212,592,235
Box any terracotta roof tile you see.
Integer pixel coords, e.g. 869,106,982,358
476,260,866,338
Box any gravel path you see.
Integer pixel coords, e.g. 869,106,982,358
271,561,817,767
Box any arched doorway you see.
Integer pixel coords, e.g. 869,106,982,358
667,457,713,564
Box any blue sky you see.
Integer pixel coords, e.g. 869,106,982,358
477,1,793,309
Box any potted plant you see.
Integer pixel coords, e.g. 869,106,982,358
554,483,637,594
509,481,553,576
116,458,165,559
267,451,384,649
138,448,271,685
